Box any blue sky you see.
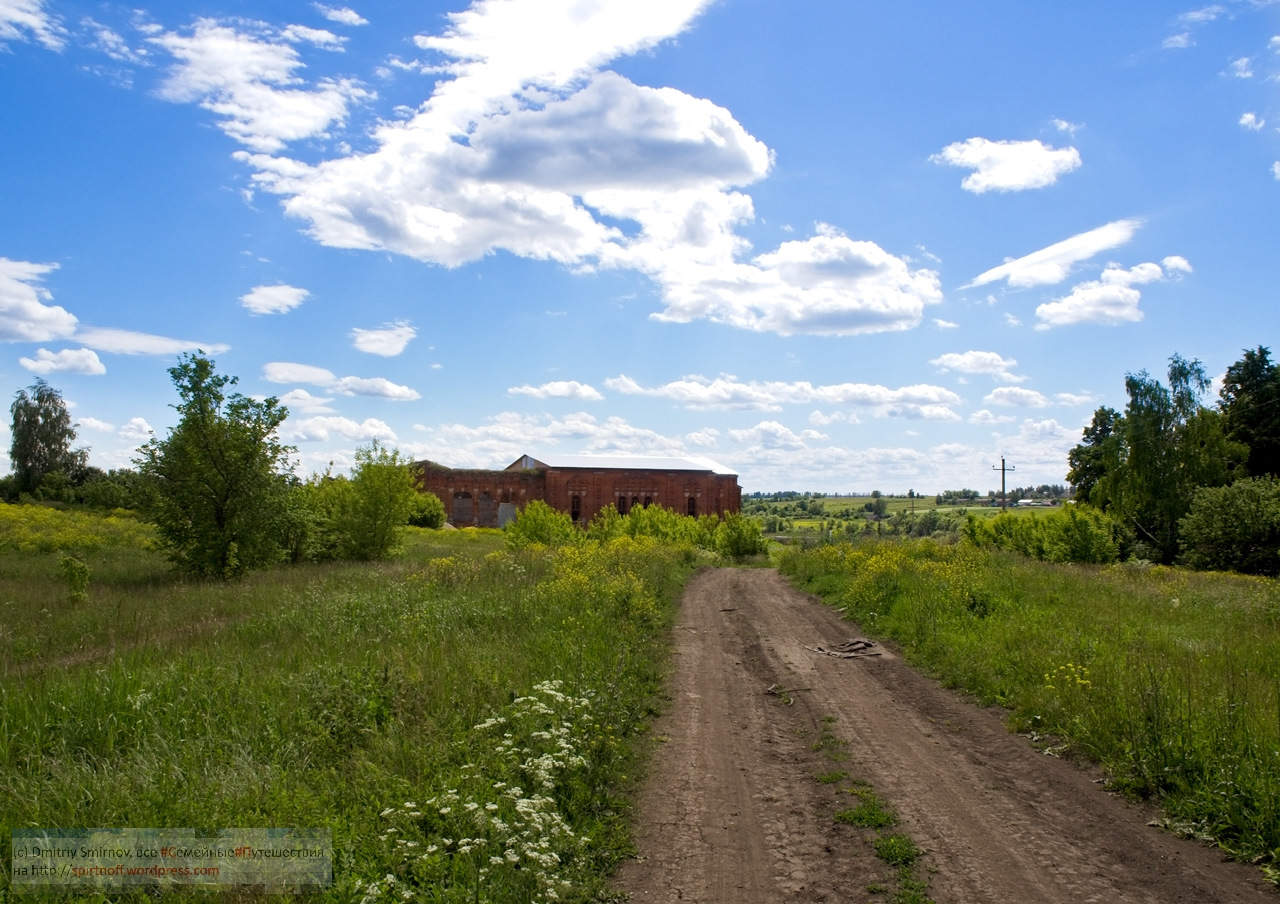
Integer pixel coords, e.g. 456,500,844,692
2,0,1278,493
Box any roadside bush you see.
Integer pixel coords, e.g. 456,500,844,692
1179,476,1280,575
714,511,767,560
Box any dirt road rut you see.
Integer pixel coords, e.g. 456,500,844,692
614,568,1275,903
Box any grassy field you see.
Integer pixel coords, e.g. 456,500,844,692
1,505,699,902
779,538,1280,884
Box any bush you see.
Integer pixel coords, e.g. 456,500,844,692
714,512,767,560
505,500,581,548
407,491,447,529
337,441,419,561
963,508,1119,565
1179,476,1280,575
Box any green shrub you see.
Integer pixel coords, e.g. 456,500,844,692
505,499,581,548
1180,476,1280,575
715,511,767,560
964,507,1119,565
59,553,90,603
407,491,447,529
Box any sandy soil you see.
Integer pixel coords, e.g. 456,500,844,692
613,568,1276,903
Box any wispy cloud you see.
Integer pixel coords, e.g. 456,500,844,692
931,137,1081,193
0,0,64,50
1240,112,1265,130
964,218,1142,289
983,386,1050,408
151,18,372,152
76,327,230,355
313,4,368,26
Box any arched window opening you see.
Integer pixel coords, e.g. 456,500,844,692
643,496,652,508
687,496,697,517
571,495,581,522
631,496,640,510
618,495,628,515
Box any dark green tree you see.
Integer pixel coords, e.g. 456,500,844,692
1066,406,1120,506
1219,346,1280,478
9,379,88,494
1098,354,1245,563
136,354,295,579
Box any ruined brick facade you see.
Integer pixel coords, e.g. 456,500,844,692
414,453,741,528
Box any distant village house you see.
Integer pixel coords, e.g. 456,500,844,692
414,453,742,528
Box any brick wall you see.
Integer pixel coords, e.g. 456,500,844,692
415,461,742,527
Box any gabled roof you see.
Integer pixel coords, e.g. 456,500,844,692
506,452,736,476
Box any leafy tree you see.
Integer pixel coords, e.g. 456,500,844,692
1066,406,1120,505
337,441,418,560
9,379,88,494
1219,346,1280,478
136,354,295,579
1179,476,1280,575
1093,354,1245,563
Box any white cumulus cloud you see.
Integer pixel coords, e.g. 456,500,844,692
241,283,310,314
1240,112,1265,130
931,138,1081,193
508,381,605,401
118,417,153,443
77,416,116,432
19,347,106,375
0,258,78,341
969,409,1016,425
351,320,416,356
1229,57,1254,78
1035,258,1190,329
231,1,938,338
728,421,826,450
275,388,337,413
263,361,420,400
983,387,1051,408
285,415,396,442
0,0,64,49
965,218,1142,289
151,18,372,153
605,373,960,419
928,350,1024,383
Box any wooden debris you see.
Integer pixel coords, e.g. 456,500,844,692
804,637,882,658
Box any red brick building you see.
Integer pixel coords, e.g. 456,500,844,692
414,452,742,528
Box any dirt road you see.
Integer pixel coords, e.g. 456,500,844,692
614,568,1275,903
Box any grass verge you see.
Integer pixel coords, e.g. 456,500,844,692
1,524,695,902
781,538,1280,883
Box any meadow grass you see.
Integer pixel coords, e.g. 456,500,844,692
1,517,695,903
780,539,1280,881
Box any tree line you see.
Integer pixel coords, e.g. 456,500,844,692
1067,346,1280,574
5,354,446,579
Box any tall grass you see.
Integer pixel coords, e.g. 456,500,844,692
1,524,694,902
780,540,1280,880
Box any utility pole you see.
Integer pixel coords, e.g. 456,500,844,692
992,457,1015,512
